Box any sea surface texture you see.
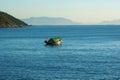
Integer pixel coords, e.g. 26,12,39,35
0,25,120,80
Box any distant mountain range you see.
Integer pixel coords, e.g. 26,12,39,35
22,17,80,25
1,11,120,26
0,11,28,28
100,19,120,25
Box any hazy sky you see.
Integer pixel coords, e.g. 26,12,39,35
1,0,120,24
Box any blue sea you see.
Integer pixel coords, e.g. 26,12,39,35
0,25,120,80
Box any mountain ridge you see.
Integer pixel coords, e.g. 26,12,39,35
100,19,120,25
0,11,28,28
22,17,80,25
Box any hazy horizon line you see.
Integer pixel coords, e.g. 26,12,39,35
21,16,120,25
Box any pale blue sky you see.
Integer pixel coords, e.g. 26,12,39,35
0,0,120,24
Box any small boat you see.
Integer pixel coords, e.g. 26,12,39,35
45,37,62,45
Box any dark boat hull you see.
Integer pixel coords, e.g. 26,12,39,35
44,40,62,45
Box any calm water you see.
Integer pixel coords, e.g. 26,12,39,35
0,25,120,80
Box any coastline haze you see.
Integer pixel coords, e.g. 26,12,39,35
1,0,120,24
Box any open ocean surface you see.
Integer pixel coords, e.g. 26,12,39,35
0,25,120,80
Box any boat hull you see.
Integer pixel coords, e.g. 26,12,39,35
45,40,62,45
44,38,62,45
